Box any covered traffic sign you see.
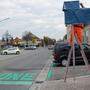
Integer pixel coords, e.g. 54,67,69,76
63,1,80,10
63,1,90,25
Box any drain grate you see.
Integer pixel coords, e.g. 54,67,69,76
35,81,44,84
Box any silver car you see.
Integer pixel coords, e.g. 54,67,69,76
24,45,37,50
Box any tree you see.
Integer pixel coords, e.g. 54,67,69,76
22,31,32,46
14,37,21,46
10,37,14,45
32,36,36,44
2,37,5,42
63,34,67,41
43,36,56,46
2,30,13,45
43,36,49,46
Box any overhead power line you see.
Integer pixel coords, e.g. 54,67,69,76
0,18,10,23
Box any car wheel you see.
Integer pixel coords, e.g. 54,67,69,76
16,51,20,54
61,58,68,67
4,52,7,55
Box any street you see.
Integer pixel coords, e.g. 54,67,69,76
0,47,90,90
0,0,89,90
0,47,51,90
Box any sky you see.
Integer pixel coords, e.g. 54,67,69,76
0,0,90,40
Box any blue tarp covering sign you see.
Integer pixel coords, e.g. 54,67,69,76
63,1,90,25
63,1,80,10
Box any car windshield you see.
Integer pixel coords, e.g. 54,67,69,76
7,47,18,50
8,48,15,50
54,43,70,50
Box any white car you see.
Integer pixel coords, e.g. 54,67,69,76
1,47,21,55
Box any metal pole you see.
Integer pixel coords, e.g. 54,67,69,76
64,46,72,82
64,25,76,82
64,25,73,82
75,33,88,69
72,25,76,81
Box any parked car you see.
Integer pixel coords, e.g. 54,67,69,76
1,47,21,55
24,45,37,50
48,45,54,50
53,42,90,66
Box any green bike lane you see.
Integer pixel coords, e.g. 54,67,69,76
0,61,42,86
0,64,41,90
0,48,52,90
46,63,90,81
1,55,90,89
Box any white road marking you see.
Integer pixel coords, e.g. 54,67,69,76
30,57,52,90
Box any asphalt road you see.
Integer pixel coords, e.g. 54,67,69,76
0,47,52,90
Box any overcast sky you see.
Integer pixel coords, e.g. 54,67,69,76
0,0,90,40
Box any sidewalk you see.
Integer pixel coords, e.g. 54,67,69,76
30,61,90,90
39,76,90,90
